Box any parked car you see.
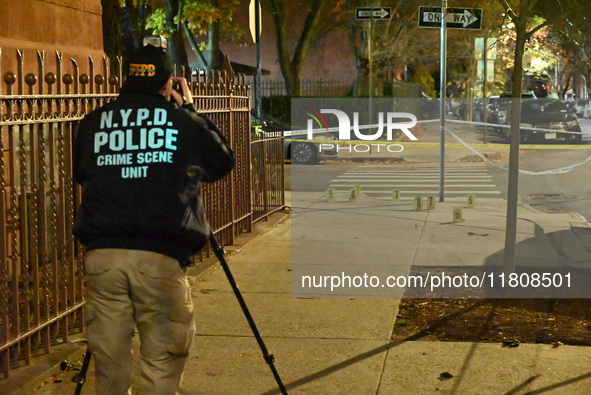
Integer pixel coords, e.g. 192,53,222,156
494,99,582,144
488,92,537,126
486,95,501,124
500,91,537,99
284,132,338,164
574,99,589,118
251,111,338,164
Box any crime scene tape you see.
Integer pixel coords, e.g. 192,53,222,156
444,127,591,175
286,118,591,150
285,138,591,151
285,117,591,174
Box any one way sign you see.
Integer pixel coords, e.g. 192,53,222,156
356,7,391,20
418,6,482,30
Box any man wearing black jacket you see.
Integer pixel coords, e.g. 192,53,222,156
73,44,234,394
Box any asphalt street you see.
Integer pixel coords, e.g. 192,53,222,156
287,116,591,222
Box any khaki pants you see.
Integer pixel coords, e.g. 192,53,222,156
85,249,196,395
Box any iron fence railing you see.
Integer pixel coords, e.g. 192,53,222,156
260,78,353,97
0,49,284,380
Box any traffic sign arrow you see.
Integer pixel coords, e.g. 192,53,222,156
374,8,390,19
457,9,478,27
356,7,391,20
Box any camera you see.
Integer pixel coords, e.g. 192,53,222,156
143,36,168,48
173,81,182,93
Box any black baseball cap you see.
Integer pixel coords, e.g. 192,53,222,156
121,44,174,94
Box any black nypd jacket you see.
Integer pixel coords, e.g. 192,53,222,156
73,91,235,265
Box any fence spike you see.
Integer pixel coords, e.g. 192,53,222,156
16,49,24,95
70,58,79,94
36,50,45,95
88,55,95,94
55,51,63,94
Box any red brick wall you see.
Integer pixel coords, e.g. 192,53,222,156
220,0,355,82
0,0,105,83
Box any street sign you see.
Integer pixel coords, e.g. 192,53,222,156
249,0,262,43
418,6,482,30
356,7,391,20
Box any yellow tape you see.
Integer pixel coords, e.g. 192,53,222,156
288,139,591,150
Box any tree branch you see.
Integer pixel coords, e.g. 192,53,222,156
526,21,548,40
497,0,517,21
268,0,292,84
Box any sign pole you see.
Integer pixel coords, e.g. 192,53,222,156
439,0,447,202
482,37,488,143
255,0,262,123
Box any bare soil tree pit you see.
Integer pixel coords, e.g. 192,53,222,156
392,265,591,346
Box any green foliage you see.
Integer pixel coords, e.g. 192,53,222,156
411,69,436,98
145,0,243,44
146,8,171,35
181,2,221,35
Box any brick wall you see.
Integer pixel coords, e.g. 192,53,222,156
0,0,104,77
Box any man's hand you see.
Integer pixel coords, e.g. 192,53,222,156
170,77,194,107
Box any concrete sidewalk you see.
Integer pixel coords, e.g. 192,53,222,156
12,190,591,394
181,190,591,394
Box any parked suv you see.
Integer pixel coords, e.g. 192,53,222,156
495,99,582,143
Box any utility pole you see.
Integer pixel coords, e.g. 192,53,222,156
482,37,488,143
439,0,447,202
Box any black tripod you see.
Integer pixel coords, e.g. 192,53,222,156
70,344,92,395
72,235,288,394
210,233,288,394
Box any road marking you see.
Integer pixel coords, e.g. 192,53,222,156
328,163,503,199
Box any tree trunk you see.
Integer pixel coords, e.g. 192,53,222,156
208,0,223,70
101,0,122,71
352,57,370,97
164,0,189,76
124,0,147,51
269,0,325,96
503,0,536,273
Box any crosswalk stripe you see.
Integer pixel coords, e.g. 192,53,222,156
333,179,492,183
343,190,502,195
328,163,502,199
330,184,497,188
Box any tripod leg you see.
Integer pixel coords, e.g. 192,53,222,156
72,349,92,395
210,233,288,394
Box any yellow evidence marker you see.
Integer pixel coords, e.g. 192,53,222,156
427,196,436,210
453,206,464,223
349,188,358,202
467,194,476,208
327,188,336,201
414,196,423,210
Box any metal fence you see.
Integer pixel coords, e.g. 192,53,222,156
0,49,284,379
261,78,353,97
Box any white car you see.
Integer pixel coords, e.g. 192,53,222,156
575,99,591,118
